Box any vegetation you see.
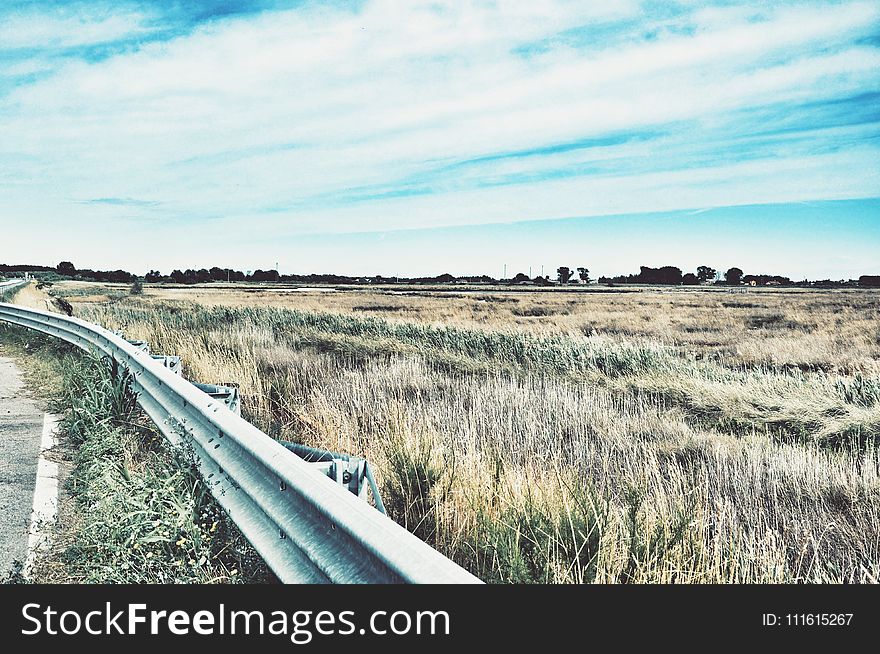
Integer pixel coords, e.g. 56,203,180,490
725,267,744,285
607,265,685,285
52,283,880,583
0,322,269,583
0,284,20,303
4,259,877,287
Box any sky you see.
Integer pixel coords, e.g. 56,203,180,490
0,0,878,279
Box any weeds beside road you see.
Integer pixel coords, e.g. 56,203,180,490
0,323,269,583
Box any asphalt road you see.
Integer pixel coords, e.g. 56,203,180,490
0,355,44,576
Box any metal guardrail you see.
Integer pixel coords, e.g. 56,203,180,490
282,441,387,515
0,279,27,302
0,297,481,584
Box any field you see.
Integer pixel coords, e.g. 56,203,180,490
51,281,880,583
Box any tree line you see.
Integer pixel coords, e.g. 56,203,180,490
1,261,137,283
1,262,878,288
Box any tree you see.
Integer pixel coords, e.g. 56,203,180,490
682,273,699,285
511,272,530,283
725,267,744,285
56,261,76,276
557,266,573,284
251,269,280,282
533,276,553,286
130,278,144,295
635,266,682,285
696,266,716,283
577,267,590,283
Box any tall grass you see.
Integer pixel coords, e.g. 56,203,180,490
81,301,880,446
69,297,880,583
77,283,879,375
35,349,270,583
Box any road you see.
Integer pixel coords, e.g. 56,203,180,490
0,355,49,576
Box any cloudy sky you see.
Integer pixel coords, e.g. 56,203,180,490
0,0,878,278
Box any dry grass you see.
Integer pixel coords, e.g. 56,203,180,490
55,282,880,583
59,281,880,374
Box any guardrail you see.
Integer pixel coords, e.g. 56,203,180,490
0,279,27,301
0,296,481,584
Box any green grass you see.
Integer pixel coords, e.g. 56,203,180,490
93,302,680,377
0,321,271,583
52,353,271,583
0,283,23,303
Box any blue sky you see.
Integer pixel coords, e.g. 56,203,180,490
0,0,878,278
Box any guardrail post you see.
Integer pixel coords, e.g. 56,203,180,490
282,441,385,513
151,355,182,375
193,382,241,415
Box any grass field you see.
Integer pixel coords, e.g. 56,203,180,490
51,281,880,583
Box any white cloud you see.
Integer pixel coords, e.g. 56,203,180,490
0,0,877,274
208,145,880,236
0,7,153,50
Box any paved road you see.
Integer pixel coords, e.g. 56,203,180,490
0,356,44,576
